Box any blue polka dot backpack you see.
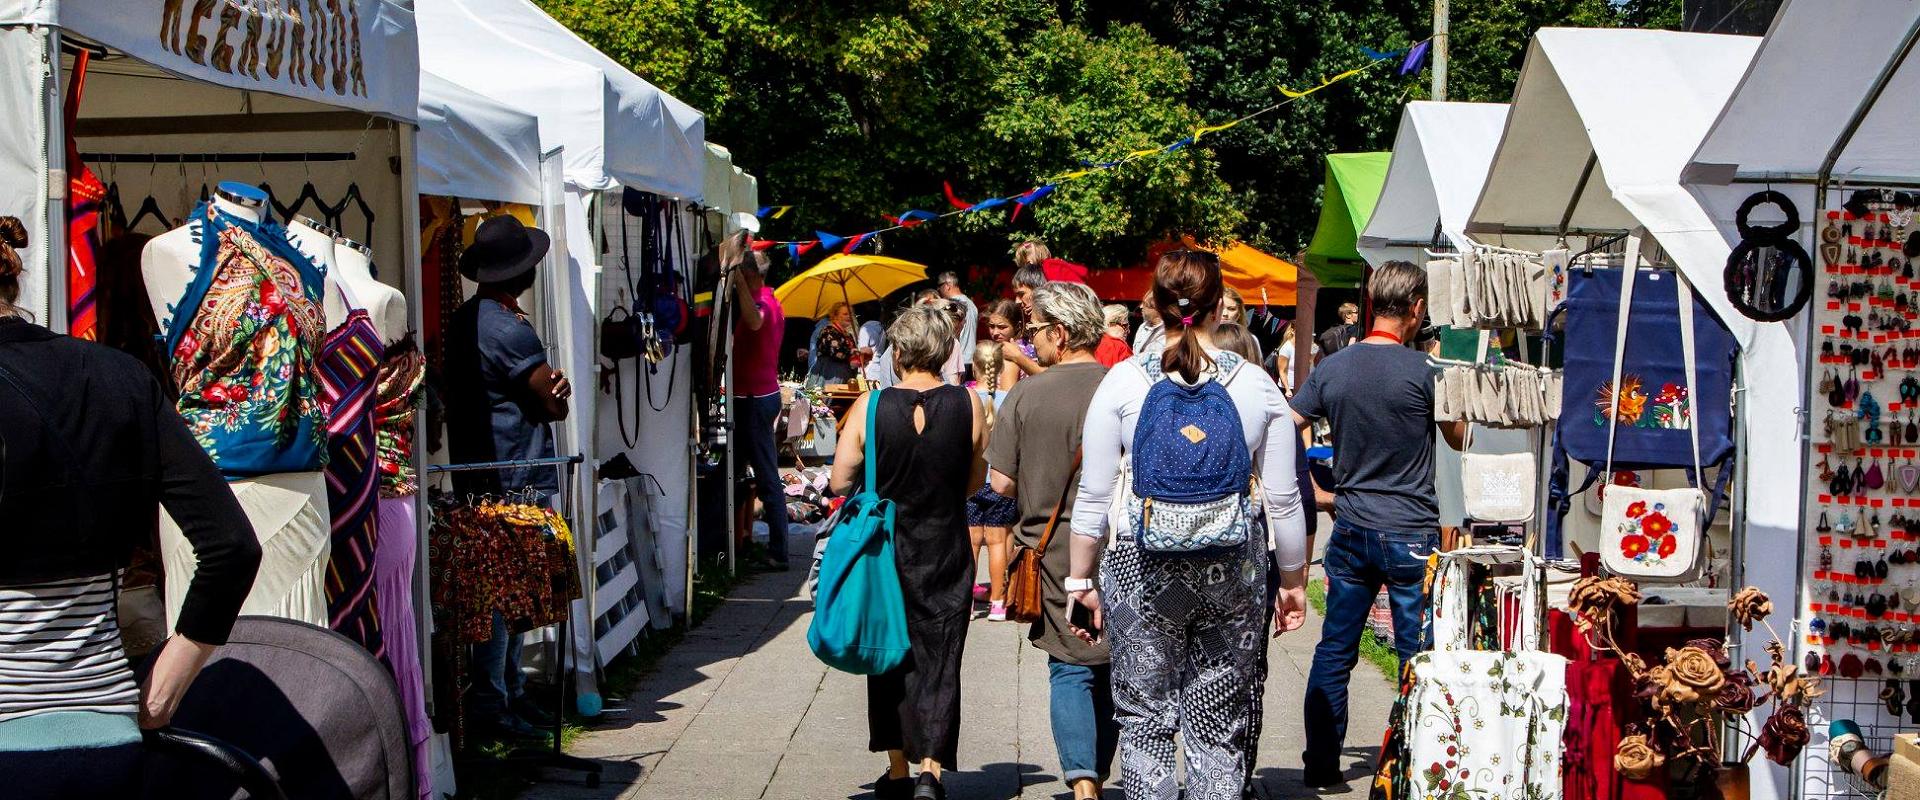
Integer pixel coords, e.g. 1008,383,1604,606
1127,350,1255,553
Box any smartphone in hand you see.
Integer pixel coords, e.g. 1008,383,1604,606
1069,598,1100,638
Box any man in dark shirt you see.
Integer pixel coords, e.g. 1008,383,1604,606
1315,301,1362,359
1290,262,1466,787
443,215,572,740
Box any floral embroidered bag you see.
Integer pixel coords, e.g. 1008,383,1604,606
1544,236,1736,558
1597,243,1709,582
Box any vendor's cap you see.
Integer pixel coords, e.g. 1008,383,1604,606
460,216,550,283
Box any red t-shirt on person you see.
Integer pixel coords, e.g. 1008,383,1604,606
733,285,785,397
1094,335,1133,367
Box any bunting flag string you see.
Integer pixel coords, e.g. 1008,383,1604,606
752,39,1427,259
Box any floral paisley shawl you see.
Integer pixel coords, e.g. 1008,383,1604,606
165,205,328,476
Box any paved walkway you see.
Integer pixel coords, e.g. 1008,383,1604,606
525,536,1396,800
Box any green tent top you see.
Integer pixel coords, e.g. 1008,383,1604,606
1305,152,1391,288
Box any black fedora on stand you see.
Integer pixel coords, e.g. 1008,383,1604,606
459,215,551,283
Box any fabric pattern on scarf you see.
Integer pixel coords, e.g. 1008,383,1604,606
320,306,387,657
165,205,327,476
373,337,426,498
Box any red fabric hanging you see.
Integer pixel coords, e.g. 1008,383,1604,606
64,50,102,341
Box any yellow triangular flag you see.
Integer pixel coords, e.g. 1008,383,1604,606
1193,120,1239,139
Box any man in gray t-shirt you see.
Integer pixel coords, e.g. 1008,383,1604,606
1289,262,1467,787
985,282,1116,795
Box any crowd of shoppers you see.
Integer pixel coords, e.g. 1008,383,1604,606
746,233,1451,799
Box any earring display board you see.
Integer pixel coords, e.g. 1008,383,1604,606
1800,187,1920,799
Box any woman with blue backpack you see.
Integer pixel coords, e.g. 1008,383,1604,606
1065,250,1311,800
827,304,988,800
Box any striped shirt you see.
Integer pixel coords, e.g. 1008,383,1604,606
0,573,140,723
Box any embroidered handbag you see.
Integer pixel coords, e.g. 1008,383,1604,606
807,393,911,675
1460,447,1536,523
1545,236,1737,558
1596,246,1709,582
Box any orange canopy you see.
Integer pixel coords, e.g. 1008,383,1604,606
1086,237,1299,305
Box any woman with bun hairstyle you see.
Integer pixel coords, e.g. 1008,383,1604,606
0,216,261,798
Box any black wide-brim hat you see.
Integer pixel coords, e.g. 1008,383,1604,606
459,215,551,284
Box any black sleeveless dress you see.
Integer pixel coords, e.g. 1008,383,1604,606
866,384,975,766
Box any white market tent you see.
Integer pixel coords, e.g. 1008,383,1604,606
0,0,421,321
1359,100,1510,266
1472,29,1805,799
446,0,705,201
417,72,543,206
1682,2,1920,795
1360,101,1521,528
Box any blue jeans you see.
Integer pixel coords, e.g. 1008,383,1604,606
1047,659,1119,784
1302,520,1435,774
470,611,526,726
738,392,789,564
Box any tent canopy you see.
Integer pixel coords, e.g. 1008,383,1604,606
0,0,420,123
1304,152,1390,288
1468,28,1759,251
1088,237,1298,304
447,0,705,200
418,0,608,191
1686,0,1920,185
417,72,543,205
1359,102,1509,267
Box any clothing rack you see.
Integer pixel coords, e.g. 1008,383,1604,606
78,151,358,163
429,453,601,789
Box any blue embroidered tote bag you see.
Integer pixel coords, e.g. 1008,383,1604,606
808,392,910,675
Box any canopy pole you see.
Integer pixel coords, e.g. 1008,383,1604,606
1557,151,1598,238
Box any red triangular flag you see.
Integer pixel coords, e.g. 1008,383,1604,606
749,239,778,251
943,181,973,211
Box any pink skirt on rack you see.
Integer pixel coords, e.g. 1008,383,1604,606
376,495,432,799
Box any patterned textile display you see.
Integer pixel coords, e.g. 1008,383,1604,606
1372,548,1567,800
320,302,388,657
373,336,426,498
419,197,464,373
164,203,328,476
429,498,580,645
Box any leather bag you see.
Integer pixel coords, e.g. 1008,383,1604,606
1002,453,1079,624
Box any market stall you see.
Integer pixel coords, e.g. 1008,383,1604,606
1303,151,1390,289
420,0,714,677
1465,25,1816,797
1682,1,1920,796
1358,100,1527,531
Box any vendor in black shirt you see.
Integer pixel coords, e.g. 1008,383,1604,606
442,215,573,740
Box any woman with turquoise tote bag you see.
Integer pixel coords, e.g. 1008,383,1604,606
823,305,987,800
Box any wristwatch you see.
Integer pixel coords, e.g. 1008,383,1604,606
1064,578,1096,593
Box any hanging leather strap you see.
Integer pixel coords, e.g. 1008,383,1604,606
1035,451,1083,557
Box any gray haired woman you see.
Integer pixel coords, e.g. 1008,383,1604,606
831,305,988,800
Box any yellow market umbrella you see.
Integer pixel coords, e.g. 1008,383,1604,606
774,254,929,319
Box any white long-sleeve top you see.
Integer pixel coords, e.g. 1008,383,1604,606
1070,351,1309,571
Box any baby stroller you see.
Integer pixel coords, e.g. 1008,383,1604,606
139,616,414,799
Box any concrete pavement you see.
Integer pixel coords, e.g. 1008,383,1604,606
524,532,1396,800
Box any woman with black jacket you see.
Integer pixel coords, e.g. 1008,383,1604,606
0,216,261,798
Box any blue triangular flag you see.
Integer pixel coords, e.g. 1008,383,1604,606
1361,46,1402,61
1399,40,1432,76
815,231,846,251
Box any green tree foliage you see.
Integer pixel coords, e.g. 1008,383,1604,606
535,0,1680,272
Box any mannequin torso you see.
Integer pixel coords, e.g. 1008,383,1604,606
139,184,335,630
286,217,347,330
332,238,408,346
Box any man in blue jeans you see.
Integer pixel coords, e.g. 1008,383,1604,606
1290,261,1466,787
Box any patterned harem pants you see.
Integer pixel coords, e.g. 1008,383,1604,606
1100,534,1268,800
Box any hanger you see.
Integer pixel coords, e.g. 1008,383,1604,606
317,182,375,243
127,195,170,233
